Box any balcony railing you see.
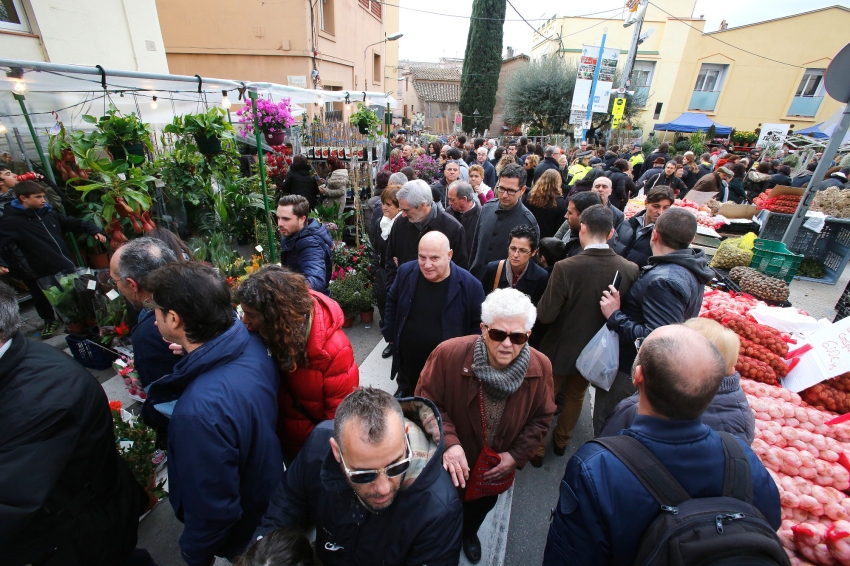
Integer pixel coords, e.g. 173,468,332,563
788,96,823,117
688,90,720,112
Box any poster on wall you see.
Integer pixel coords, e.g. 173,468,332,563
756,123,791,148
569,44,620,125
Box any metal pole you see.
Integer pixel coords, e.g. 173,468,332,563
14,94,56,185
582,33,607,142
619,0,648,90
249,91,277,260
386,102,392,161
782,102,850,247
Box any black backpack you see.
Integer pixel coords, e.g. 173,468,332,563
592,432,790,566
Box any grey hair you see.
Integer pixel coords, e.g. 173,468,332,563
397,179,433,208
388,172,408,186
544,146,555,157
481,288,537,331
449,180,475,202
116,237,179,290
0,282,21,341
334,387,405,448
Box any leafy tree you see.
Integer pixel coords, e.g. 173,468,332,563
502,56,648,136
458,0,506,133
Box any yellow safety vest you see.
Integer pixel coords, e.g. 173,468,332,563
568,164,591,186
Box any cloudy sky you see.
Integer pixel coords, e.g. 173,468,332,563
396,0,846,62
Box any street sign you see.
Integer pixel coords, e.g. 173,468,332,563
611,97,627,128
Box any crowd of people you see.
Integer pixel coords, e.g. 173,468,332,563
7,130,838,566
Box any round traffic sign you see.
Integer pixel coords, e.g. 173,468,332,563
825,41,850,103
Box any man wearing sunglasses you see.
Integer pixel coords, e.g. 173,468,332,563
254,387,463,565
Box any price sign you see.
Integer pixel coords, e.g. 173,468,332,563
811,316,850,376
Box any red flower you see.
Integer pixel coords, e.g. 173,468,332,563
109,400,123,412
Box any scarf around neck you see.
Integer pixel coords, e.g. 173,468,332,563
380,211,400,240
471,336,529,400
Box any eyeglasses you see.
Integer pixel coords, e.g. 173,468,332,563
497,186,522,196
485,326,530,345
508,245,532,256
339,434,412,484
141,297,163,311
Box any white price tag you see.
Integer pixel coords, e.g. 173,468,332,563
119,440,134,452
106,289,120,300
255,245,264,253
87,279,97,290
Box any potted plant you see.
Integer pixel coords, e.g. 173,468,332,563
349,103,381,140
82,106,154,162
110,401,166,500
165,107,235,156
329,268,371,327
411,155,441,184
47,122,94,182
236,98,295,146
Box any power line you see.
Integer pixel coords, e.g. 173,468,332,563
648,2,805,69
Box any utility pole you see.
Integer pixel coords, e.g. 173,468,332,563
619,0,648,91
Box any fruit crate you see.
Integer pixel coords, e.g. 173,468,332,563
749,239,803,284
757,211,850,285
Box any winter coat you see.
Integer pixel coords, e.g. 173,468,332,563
280,218,333,296
382,260,485,379
611,210,654,268
599,371,755,444
254,398,463,566
690,171,729,202
609,201,625,229
819,174,848,191
0,201,104,278
469,200,539,279
769,173,792,188
364,193,382,228
1,335,145,566
429,178,448,208
744,170,772,201
728,177,748,204
281,162,321,209
644,172,686,196
607,248,714,373
602,151,619,171
644,151,670,168
542,416,781,566
521,194,567,239
533,156,561,186
481,257,550,305
791,172,814,188
681,166,707,190
384,207,468,289
537,248,639,376
277,290,359,457
450,203,482,261
605,170,630,209
146,320,283,566
415,335,556,470
369,208,392,303
132,308,179,387
477,159,497,188
635,165,663,188
323,168,348,211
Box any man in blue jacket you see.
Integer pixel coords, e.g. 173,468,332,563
253,387,463,565
543,325,781,565
277,194,332,295
144,262,282,566
383,231,485,397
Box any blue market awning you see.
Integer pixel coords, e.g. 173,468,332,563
795,123,830,139
653,112,733,135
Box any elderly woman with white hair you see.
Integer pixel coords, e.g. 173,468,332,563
416,288,555,564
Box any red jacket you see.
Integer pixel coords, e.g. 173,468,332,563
277,290,359,457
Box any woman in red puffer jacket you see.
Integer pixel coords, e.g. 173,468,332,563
237,265,359,458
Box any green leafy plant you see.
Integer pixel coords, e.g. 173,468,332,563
349,103,381,141
82,105,154,152
70,150,155,228
165,107,234,151
689,130,707,155
641,137,659,155
47,122,94,162
329,268,372,316
111,404,166,497
782,154,800,168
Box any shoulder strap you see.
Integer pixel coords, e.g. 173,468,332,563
718,431,753,504
493,260,505,292
591,436,691,507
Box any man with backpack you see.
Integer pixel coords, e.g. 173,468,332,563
542,325,783,566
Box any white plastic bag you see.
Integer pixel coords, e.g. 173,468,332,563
575,325,620,391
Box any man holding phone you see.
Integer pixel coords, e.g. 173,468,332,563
534,205,639,465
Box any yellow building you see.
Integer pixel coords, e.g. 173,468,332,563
154,0,399,121
531,3,850,133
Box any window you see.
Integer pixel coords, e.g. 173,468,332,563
796,69,825,97
693,64,726,92
359,0,381,20
0,0,30,32
319,0,335,34
631,61,655,88
373,53,381,86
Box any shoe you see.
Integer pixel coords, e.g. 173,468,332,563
382,344,393,358
462,534,482,564
393,387,408,399
529,454,544,468
553,444,567,457
41,320,59,340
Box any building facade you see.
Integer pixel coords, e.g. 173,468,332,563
154,0,399,122
397,58,462,133
531,2,850,133
0,0,168,72
486,48,530,134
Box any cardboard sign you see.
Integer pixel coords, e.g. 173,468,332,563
684,191,717,206
756,124,790,148
718,202,758,220
810,316,850,375
770,185,806,198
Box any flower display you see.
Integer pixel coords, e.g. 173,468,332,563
265,145,293,190
109,400,123,412
236,98,295,137
412,155,441,184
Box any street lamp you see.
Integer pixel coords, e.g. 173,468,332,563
363,32,403,90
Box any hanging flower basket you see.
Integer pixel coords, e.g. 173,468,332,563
236,98,295,140
194,135,223,155
264,131,286,146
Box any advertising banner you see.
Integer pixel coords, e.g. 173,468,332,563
570,44,620,124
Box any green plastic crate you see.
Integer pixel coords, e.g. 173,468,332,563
749,239,803,284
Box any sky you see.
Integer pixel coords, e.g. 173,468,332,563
396,0,848,62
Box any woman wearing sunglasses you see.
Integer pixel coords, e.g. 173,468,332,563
416,288,555,564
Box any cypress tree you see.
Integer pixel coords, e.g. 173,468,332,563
458,0,506,134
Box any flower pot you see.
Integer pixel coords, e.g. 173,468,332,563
358,123,369,135
108,145,127,161
342,316,355,328
108,143,146,162
86,251,109,270
194,135,222,155
65,322,86,335
264,131,286,146
360,310,374,323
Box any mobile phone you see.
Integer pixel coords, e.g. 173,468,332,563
612,270,622,291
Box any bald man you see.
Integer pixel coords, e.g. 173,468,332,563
544,326,782,565
382,231,485,397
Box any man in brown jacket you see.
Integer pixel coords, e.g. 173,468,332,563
416,288,555,564
689,166,732,201
535,205,639,462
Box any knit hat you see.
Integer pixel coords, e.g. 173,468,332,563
717,166,733,176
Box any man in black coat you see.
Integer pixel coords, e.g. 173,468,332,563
0,282,148,566
532,146,561,186
768,165,793,188
254,388,463,566
791,161,817,187
385,180,468,289
612,185,674,268
447,180,480,261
